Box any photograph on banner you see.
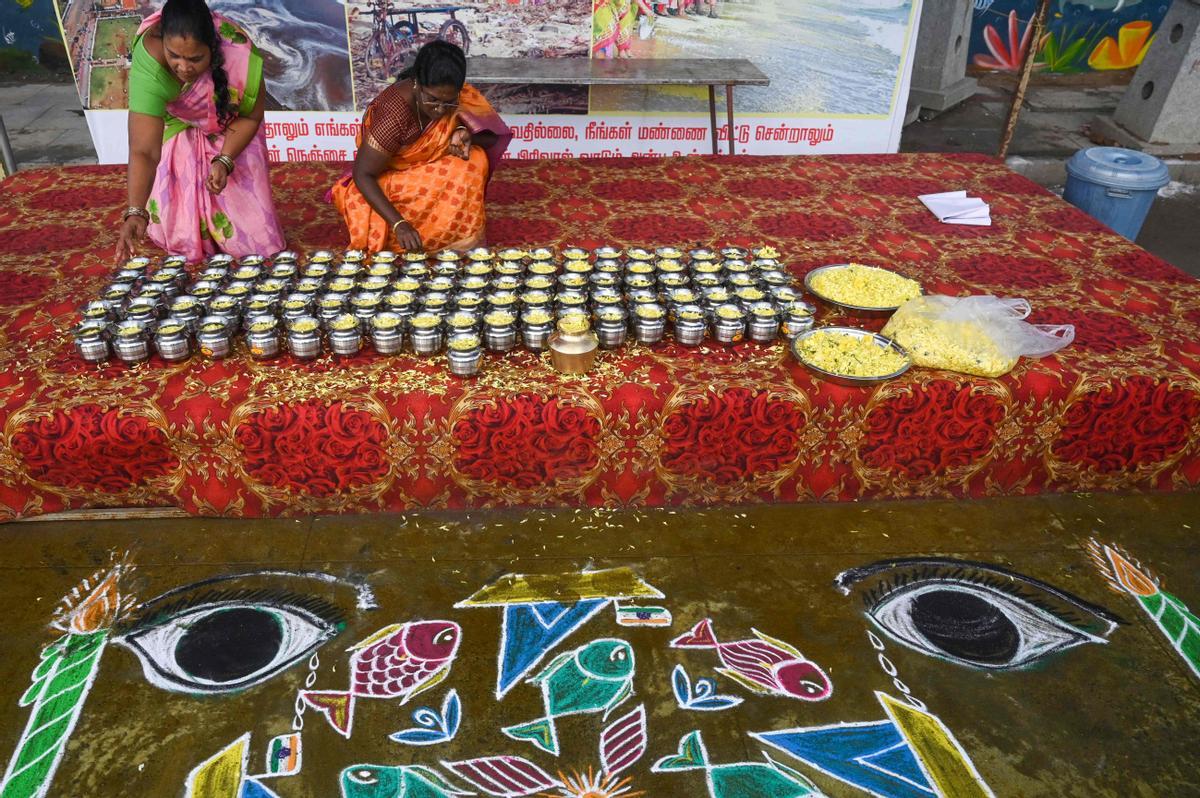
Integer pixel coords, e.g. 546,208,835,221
344,0,591,114
589,0,920,118
52,0,354,111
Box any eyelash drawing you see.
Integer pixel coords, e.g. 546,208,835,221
835,557,1122,670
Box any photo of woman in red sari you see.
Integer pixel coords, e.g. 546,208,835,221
331,40,512,253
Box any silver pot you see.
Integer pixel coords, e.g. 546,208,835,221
447,334,484,377
73,322,110,364
197,317,234,359
154,318,192,362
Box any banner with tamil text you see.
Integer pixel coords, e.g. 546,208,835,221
55,0,923,163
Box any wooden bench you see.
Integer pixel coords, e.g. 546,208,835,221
465,58,770,156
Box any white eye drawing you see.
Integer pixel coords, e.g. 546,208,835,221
837,558,1122,671
117,583,344,694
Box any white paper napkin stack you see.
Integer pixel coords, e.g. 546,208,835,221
918,190,992,227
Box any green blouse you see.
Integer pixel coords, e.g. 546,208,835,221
128,34,263,141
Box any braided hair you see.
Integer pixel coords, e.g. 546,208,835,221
399,40,466,90
160,0,236,127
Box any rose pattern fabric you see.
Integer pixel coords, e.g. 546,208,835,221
1029,308,1151,354
948,253,1069,289
11,404,177,492
859,382,1005,479
660,388,804,485
0,272,54,306
757,211,856,241
234,401,390,495
0,153,1197,520
1052,377,1200,473
452,395,601,489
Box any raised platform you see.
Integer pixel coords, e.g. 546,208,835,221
1,154,1199,521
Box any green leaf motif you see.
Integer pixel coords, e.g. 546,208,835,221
146,199,161,225
199,218,211,241
1142,590,1200,679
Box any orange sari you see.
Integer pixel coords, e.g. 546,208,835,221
332,84,511,253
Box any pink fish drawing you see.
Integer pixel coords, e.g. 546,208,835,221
302,620,461,738
670,618,832,701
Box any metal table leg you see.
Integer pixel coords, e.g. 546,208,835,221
725,84,736,156
0,116,15,177
708,85,718,156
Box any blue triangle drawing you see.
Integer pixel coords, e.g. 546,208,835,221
498,598,608,698
754,721,935,798
241,778,281,798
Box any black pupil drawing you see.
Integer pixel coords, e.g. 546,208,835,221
175,608,284,683
909,590,1020,665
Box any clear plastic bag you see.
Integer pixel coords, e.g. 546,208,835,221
882,295,1074,377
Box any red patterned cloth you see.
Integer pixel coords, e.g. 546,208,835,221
2,154,1199,520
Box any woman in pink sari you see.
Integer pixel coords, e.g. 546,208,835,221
115,0,284,264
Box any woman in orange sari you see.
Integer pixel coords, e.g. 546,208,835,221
332,41,511,253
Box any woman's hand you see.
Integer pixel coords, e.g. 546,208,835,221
115,215,148,264
206,160,230,194
448,126,472,161
391,219,423,252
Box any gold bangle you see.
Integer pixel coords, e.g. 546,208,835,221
123,206,149,222
391,219,407,238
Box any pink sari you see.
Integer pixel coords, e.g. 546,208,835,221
136,11,285,262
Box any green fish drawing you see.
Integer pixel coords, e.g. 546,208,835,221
653,731,817,798
340,764,471,798
502,638,635,756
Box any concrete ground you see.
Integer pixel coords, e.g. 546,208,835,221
4,492,1199,796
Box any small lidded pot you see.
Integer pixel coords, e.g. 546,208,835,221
446,310,480,338
734,285,768,312
455,291,486,314
528,247,556,263
633,302,667,345
281,293,313,323
421,291,451,317
244,315,281,360
673,304,707,346
350,291,382,331
81,300,115,325
370,312,404,355
466,246,494,262
521,306,556,351
208,294,242,330
271,249,300,265
590,271,619,291
556,291,589,317
197,316,234,359
483,308,518,353
627,247,654,262
747,302,780,342
286,315,322,361
447,333,484,378
153,317,192,362
548,314,599,375
73,321,110,364
594,245,623,261
780,300,816,338
327,312,362,357
124,296,161,326
712,303,747,344
112,319,152,366
409,311,444,355
594,305,629,350
317,293,347,326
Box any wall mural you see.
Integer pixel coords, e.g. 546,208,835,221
969,0,1171,74
0,542,1191,796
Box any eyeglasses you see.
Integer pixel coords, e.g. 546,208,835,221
416,84,459,114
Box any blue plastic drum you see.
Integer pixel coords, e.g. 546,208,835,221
1064,147,1169,241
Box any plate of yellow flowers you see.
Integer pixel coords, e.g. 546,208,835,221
804,263,922,316
791,326,912,386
